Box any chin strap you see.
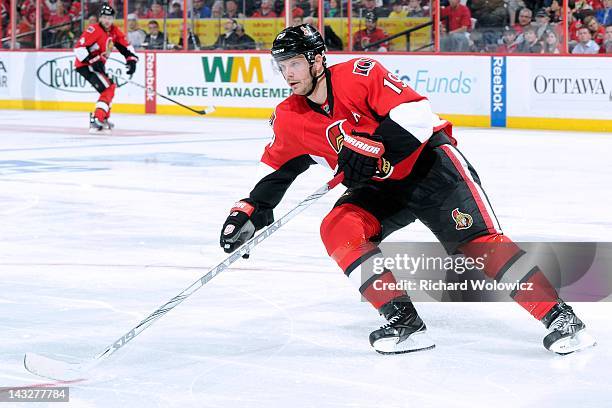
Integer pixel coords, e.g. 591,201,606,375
304,66,326,97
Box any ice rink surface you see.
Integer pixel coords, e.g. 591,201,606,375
0,110,611,407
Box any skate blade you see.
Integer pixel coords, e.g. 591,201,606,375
373,331,436,355
549,330,597,355
89,128,112,135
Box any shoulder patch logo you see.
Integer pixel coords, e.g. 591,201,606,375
326,119,347,153
86,26,95,33
353,58,376,76
452,208,473,230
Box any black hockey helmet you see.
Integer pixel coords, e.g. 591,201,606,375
271,24,326,64
365,11,378,22
99,4,116,17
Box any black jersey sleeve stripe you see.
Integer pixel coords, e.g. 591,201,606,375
248,154,316,229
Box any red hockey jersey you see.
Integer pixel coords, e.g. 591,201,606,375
261,57,452,182
74,23,134,68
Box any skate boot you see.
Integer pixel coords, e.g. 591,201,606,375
369,296,435,354
102,119,114,130
89,113,104,133
541,302,596,355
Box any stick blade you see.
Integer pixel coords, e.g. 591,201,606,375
24,353,87,381
203,106,215,115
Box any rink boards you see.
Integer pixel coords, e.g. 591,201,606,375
0,51,610,132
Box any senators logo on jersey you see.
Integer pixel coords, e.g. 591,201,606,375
452,208,473,230
352,58,376,76
326,120,347,153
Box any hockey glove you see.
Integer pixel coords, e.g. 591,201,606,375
220,200,256,253
336,130,385,188
125,56,138,77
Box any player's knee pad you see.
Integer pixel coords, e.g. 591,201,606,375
459,233,523,281
320,204,382,274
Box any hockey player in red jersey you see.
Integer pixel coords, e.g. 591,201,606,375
353,12,389,52
220,24,596,355
73,4,138,132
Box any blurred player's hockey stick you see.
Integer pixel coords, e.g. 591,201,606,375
117,75,215,116
24,173,345,381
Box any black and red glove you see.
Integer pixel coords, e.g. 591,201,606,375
336,130,385,188
220,200,257,253
125,55,138,77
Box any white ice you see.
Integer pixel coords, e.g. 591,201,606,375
0,110,611,408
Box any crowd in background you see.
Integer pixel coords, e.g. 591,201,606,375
1,0,610,53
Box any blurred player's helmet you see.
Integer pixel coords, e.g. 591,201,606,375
271,24,326,64
99,4,116,17
365,11,378,22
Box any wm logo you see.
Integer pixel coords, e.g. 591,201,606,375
202,56,264,83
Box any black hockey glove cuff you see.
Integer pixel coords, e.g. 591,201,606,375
336,131,385,188
220,199,257,253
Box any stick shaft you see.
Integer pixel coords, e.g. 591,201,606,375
118,76,211,115
95,174,344,361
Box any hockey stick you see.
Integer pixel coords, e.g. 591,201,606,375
117,75,215,116
24,173,344,381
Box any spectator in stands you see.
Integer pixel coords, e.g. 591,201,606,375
211,0,224,17
177,23,202,49
540,28,561,53
302,15,343,50
496,26,519,52
596,0,612,25
534,8,553,39
45,0,72,48
406,0,428,17
327,0,341,17
234,23,257,49
359,0,387,18
584,15,606,44
517,26,542,52
507,0,526,25
169,1,183,18
440,0,472,51
146,1,165,19
213,18,239,49
353,11,389,51
224,0,243,18
600,24,612,52
192,0,211,18
572,26,600,52
133,1,148,19
143,20,166,49
548,0,562,23
127,14,146,50
468,0,508,28
513,7,534,36
87,14,98,27
252,0,277,17
281,5,305,19
389,0,408,18
14,12,35,48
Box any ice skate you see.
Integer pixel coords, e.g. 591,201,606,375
541,302,596,355
89,113,105,133
369,297,435,355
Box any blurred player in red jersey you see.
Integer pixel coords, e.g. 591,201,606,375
352,12,389,52
219,25,596,356
73,4,138,132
